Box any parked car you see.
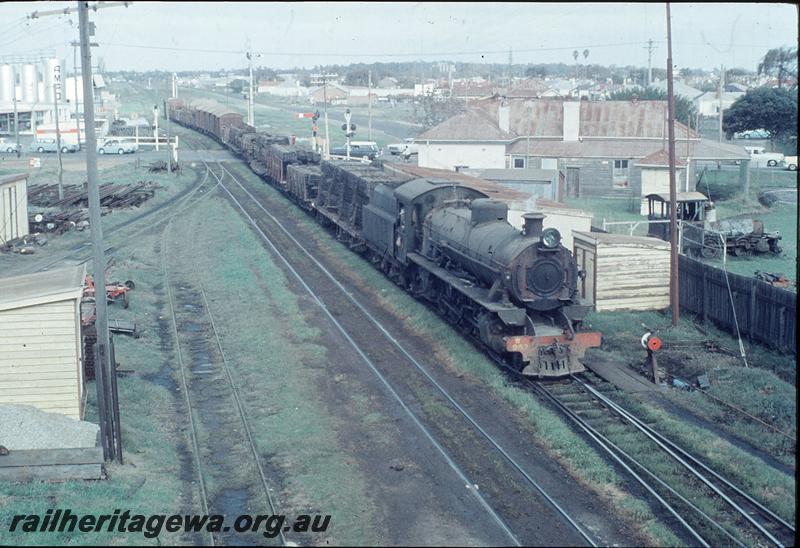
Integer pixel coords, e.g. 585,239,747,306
0,138,21,154
783,156,797,171
734,129,770,140
330,141,381,160
28,138,78,154
744,146,784,168
97,139,138,155
387,138,419,156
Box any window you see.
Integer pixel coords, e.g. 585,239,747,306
513,157,526,169
612,159,629,188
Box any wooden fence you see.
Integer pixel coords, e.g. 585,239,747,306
679,255,796,353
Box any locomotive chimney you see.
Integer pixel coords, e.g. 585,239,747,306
522,212,544,238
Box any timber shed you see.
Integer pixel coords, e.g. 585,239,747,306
0,173,29,244
0,265,87,419
573,231,670,312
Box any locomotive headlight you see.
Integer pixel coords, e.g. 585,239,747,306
541,228,562,249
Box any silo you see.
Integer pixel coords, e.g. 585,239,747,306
42,58,62,104
0,65,14,103
21,64,38,103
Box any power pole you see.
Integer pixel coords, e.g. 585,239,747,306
368,69,372,141
71,41,82,150
666,3,679,327
718,65,724,143
54,81,64,200
508,48,513,89
25,0,134,463
13,94,19,151
323,74,330,158
646,38,655,86
247,51,254,126
166,99,172,173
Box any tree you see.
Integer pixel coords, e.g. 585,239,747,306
723,87,798,144
757,47,797,88
412,92,465,129
608,87,697,128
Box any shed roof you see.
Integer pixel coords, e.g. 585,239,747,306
646,191,709,203
0,265,86,312
636,149,687,167
574,231,671,248
462,168,558,183
0,173,29,187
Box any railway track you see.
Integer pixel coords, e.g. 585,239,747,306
160,164,285,547
528,371,796,548
210,160,603,547
20,161,217,275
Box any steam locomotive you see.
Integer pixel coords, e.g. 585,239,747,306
167,99,601,377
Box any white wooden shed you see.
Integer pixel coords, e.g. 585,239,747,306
0,173,29,244
573,231,670,312
0,265,87,419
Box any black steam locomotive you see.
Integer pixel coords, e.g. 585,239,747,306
167,99,601,377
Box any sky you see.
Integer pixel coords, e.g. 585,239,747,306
0,2,797,74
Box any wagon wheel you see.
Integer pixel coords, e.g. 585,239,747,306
701,235,723,259
733,239,751,257
770,241,783,255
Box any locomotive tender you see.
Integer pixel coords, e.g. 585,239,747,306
168,100,601,377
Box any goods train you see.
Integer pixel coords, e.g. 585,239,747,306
166,99,601,377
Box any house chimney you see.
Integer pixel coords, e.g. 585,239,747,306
563,100,580,142
498,101,510,133
522,212,544,238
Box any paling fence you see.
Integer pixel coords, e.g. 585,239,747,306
679,254,796,354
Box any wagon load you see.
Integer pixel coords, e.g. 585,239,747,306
286,164,322,209
318,161,408,230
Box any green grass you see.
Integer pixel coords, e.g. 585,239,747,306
224,163,683,546
585,308,796,464
159,193,384,545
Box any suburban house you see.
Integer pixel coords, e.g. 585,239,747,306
650,79,703,101
309,83,348,105
694,90,744,117
415,97,750,199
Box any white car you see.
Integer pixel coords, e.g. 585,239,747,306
387,138,418,156
744,146,784,168
97,139,138,155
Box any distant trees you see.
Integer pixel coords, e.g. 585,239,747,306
609,87,697,127
723,87,798,144
757,47,797,88
412,93,465,129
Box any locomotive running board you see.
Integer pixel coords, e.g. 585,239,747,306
407,253,527,326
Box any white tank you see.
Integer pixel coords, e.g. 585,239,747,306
21,64,38,103
42,58,62,104
0,65,14,102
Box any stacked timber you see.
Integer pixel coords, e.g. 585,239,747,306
573,231,670,312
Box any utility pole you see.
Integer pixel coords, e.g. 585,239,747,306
166,99,172,173
54,81,64,200
718,65,724,143
646,38,655,86
368,69,372,141
323,74,330,158
26,0,133,463
153,105,159,151
13,94,19,152
70,41,82,150
666,3,679,327
245,47,261,128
